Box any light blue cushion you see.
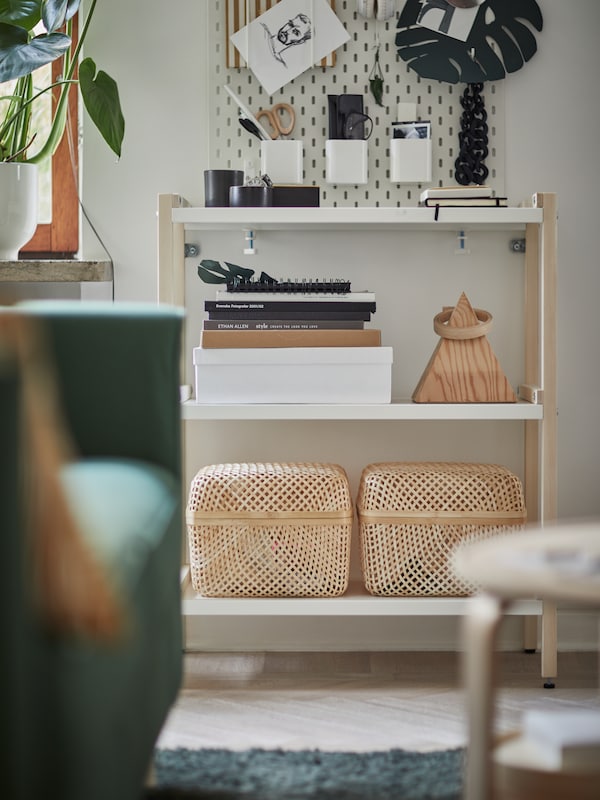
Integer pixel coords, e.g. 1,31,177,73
60,458,179,592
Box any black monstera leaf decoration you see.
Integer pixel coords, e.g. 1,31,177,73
396,0,543,84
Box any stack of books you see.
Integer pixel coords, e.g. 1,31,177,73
201,288,380,348
419,185,507,208
193,283,393,403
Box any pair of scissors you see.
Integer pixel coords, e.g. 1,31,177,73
255,103,295,139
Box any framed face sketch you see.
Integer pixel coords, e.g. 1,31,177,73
225,0,338,69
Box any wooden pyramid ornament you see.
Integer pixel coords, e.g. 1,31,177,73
412,292,517,403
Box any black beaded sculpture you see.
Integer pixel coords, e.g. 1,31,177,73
455,82,489,186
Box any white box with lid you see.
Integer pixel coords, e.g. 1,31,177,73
193,346,393,404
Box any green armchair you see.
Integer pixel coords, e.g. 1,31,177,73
0,301,184,800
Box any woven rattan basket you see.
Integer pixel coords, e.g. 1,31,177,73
357,462,526,596
186,462,352,597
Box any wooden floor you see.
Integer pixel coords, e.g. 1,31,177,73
156,651,599,753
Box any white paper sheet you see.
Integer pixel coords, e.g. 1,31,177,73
230,0,350,96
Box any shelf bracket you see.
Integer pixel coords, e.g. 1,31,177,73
454,229,469,255
243,229,257,255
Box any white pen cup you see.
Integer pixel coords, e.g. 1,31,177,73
390,138,432,183
260,140,303,185
325,140,368,185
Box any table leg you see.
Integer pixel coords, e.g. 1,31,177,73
523,616,538,652
462,594,506,800
541,599,558,687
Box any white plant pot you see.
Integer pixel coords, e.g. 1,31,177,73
0,162,38,259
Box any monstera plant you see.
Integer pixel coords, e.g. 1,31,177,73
395,0,543,84
0,0,124,163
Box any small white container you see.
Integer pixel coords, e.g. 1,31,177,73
390,138,432,184
325,140,368,185
193,346,393,404
260,140,303,184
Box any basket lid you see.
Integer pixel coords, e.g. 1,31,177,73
357,462,525,514
188,462,352,514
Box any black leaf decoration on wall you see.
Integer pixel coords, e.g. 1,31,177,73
395,0,543,84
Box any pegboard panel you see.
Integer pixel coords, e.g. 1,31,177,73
207,1,505,207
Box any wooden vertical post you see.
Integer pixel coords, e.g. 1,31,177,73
536,192,559,682
523,218,541,524
157,194,189,650
157,193,186,308
537,192,558,523
523,193,558,680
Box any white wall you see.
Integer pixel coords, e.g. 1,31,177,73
81,1,210,298
503,1,600,519
81,0,600,651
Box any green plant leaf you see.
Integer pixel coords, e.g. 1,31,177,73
63,0,78,21
41,0,80,32
0,19,27,46
369,76,384,107
78,56,124,158
224,262,255,280
0,25,70,82
42,0,65,32
197,260,232,283
197,260,259,284
0,0,42,30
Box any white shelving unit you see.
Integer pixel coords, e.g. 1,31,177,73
158,194,558,679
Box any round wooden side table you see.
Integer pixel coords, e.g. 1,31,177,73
453,521,600,800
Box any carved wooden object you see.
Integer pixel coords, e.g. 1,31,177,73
412,292,516,403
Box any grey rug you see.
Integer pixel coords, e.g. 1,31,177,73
147,747,464,799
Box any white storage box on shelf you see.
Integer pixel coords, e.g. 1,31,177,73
192,346,393,403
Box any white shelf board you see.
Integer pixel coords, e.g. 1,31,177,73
181,574,542,617
181,399,543,421
173,205,543,232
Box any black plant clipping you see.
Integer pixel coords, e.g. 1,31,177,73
455,83,488,185
395,0,543,84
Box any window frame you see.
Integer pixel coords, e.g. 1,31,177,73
21,23,79,258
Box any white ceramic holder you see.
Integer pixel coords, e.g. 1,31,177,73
260,140,303,184
390,138,432,184
325,140,368,185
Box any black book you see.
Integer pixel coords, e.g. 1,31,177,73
421,197,508,207
205,300,376,313
207,309,372,321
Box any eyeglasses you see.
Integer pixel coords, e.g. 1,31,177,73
342,111,373,141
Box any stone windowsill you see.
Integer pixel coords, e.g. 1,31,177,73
0,259,113,283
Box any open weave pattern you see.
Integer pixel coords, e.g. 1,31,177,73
187,463,352,597
357,462,525,596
